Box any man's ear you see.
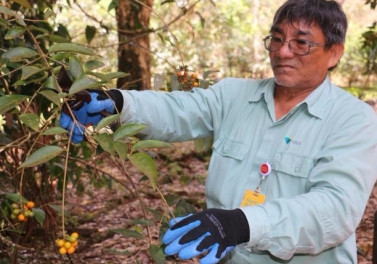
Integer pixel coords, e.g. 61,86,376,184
328,43,344,69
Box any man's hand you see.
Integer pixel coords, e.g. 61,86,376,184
162,208,249,264
60,91,120,144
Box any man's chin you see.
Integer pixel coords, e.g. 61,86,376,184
273,77,296,88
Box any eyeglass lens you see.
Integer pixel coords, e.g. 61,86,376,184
264,36,310,55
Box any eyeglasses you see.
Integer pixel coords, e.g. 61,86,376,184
263,35,326,56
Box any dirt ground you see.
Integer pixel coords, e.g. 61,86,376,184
24,141,376,264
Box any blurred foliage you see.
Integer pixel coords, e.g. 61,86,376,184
0,0,175,262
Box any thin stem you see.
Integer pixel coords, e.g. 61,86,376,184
62,127,73,235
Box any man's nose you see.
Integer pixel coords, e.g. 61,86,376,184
275,40,295,58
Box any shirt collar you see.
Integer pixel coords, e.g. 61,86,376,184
301,76,331,119
248,78,275,104
248,76,331,119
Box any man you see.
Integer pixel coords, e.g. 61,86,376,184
60,0,377,263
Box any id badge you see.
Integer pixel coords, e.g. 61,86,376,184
241,189,266,207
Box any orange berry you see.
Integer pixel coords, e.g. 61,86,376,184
67,246,75,254
18,213,26,222
193,82,199,87
26,201,35,209
56,239,65,247
59,247,67,255
71,232,79,238
64,241,72,249
72,241,78,247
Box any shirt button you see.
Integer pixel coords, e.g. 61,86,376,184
294,167,299,172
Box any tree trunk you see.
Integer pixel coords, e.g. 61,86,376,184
116,0,154,90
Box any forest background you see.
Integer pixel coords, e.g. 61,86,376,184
0,0,377,263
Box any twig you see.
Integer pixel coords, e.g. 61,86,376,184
0,233,34,251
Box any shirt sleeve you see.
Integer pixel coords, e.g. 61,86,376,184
241,105,377,260
116,82,226,142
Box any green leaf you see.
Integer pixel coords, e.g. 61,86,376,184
90,71,129,82
5,192,27,203
39,89,61,106
69,75,99,94
113,141,128,160
95,114,120,132
108,0,118,11
85,25,96,44
19,113,40,131
20,145,64,168
49,43,94,55
132,140,171,151
47,204,62,214
161,0,175,5
21,65,43,80
0,6,15,16
149,245,166,264
49,34,70,43
51,53,71,62
84,60,105,71
5,26,25,40
42,127,68,136
43,76,59,91
0,94,28,115
2,47,38,62
29,25,49,34
110,228,143,239
69,56,83,79
44,9,55,20
128,152,158,189
128,218,154,226
16,17,26,27
0,17,10,28
32,208,45,227
94,133,115,155
113,123,147,141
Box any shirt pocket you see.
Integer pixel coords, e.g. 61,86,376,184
212,137,250,161
273,151,315,179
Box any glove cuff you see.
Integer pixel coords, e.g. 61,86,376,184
107,89,124,114
233,208,250,243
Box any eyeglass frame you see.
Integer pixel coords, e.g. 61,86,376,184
263,35,327,56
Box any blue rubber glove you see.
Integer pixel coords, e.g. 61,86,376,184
162,208,249,264
59,91,120,144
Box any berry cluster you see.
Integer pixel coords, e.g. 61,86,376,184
176,66,200,91
56,232,79,255
10,201,35,222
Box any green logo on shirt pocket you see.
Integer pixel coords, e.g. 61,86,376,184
284,136,301,145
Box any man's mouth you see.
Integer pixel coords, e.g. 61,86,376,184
274,63,295,69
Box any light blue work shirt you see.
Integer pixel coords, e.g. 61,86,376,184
118,76,377,264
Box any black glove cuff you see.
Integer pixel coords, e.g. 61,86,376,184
107,89,124,114
233,208,250,243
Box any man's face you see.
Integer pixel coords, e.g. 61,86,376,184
269,20,343,91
